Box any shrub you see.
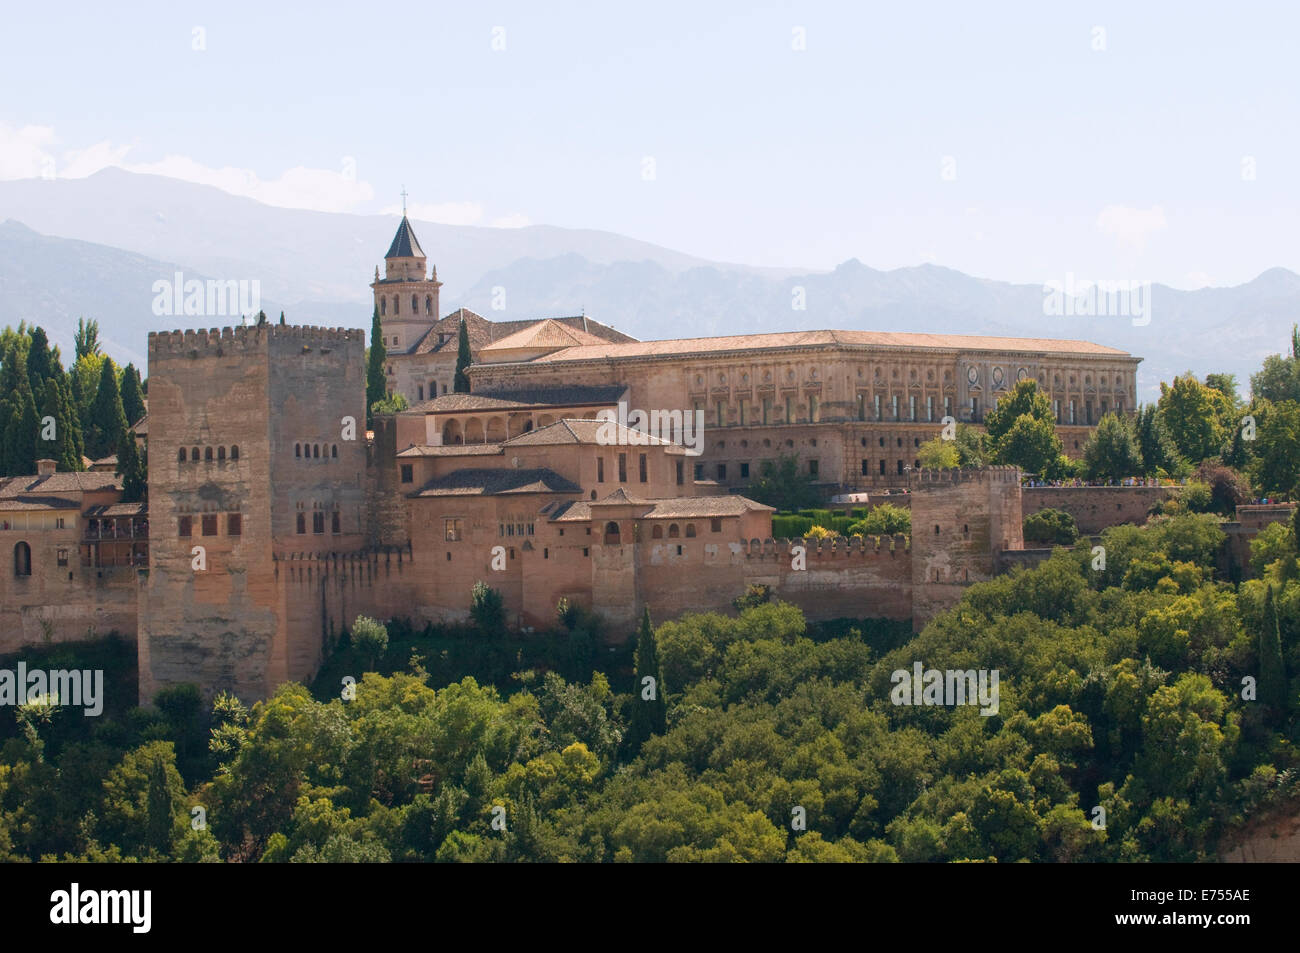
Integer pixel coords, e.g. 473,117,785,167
847,503,911,537
1023,508,1079,546
1179,481,1214,514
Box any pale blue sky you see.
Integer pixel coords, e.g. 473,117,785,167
1,0,1296,287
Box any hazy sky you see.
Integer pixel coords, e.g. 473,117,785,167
1,1,1295,288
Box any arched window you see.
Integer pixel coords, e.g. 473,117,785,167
218,446,226,461
651,524,663,539
425,295,432,315
380,298,386,316
204,446,213,461
685,523,697,538
934,525,940,534
13,541,31,577
313,444,320,458
177,448,186,462
295,443,301,458
604,521,621,544
191,447,200,461
231,445,239,460
393,296,399,315
331,444,338,458
668,524,680,538
412,295,419,313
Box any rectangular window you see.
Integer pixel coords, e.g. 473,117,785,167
909,395,917,421
1069,400,1076,424
312,512,325,535
786,396,795,423
874,394,882,421
228,514,242,536
1053,399,1060,423
1086,400,1094,425
762,398,772,425
444,518,463,542
202,514,218,536
597,457,605,482
710,518,723,533
57,548,68,567
970,397,979,420
296,513,305,534
400,464,413,484
618,453,627,482
694,463,704,480
927,395,934,422
897,460,905,475
676,460,684,485
331,512,340,534
716,401,726,428
892,395,899,421
582,547,589,557
809,459,819,477
861,459,869,475
810,395,820,422
638,453,647,482
879,460,886,475
179,516,192,538
417,385,424,401
740,462,750,479
738,399,748,426
944,396,952,419
55,517,65,529
717,463,727,480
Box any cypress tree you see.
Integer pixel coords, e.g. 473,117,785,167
117,430,146,503
87,357,128,461
454,316,472,393
1260,586,1288,713
366,305,387,427
120,363,146,427
627,608,666,754
58,374,85,468
279,310,286,325
39,378,78,471
144,755,174,854
3,387,39,476
26,327,52,395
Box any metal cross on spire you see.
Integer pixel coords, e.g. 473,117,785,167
401,185,408,215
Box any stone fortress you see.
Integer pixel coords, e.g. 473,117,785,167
2,215,1291,704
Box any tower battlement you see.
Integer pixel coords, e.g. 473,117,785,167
909,465,1021,489
148,325,364,358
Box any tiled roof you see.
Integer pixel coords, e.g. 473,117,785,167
412,467,581,497
545,493,772,522
406,385,627,414
480,319,611,353
411,311,635,356
385,215,425,259
0,496,80,512
501,418,691,454
0,472,123,496
395,444,504,458
641,495,773,518
85,502,148,517
130,413,148,436
497,329,1132,364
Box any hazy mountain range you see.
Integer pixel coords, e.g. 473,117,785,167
2,168,1297,400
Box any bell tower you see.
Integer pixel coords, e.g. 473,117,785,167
370,191,442,355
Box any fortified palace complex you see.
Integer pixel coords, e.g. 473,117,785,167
1,216,1288,704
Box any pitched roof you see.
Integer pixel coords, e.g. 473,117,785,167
0,472,123,496
85,502,148,517
410,311,635,356
490,329,1132,364
395,444,504,458
385,215,425,259
500,418,690,454
412,467,581,497
406,385,627,414
0,496,80,512
545,493,772,522
479,319,610,353
130,413,148,436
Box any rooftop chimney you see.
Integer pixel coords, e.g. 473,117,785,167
36,458,57,477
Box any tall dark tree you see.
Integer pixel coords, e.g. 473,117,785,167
40,376,83,471
366,305,387,427
627,608,666,754
145,754,175,854
120,363,146,427
74,317,101,361
279,310,286,326
26,326,53,394
86,357,128,460
3,387,39,476
1259,586,1289,714
454,317,472,394
117,430,146,503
